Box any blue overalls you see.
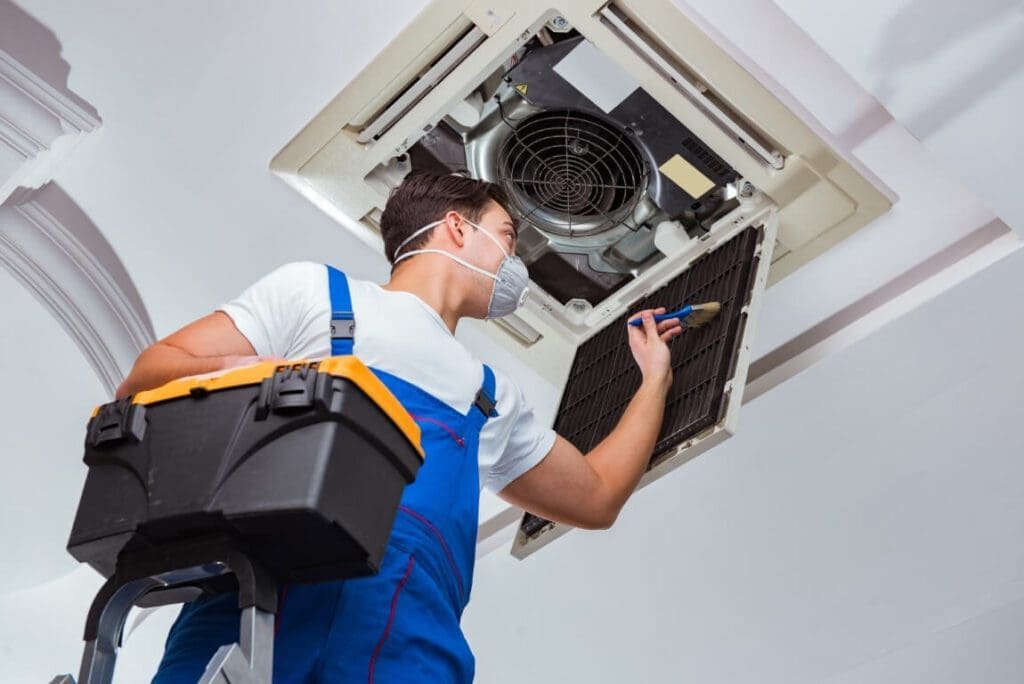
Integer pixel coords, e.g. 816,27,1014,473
153,265,496,683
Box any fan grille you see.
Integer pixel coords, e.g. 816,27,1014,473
496,110,647,237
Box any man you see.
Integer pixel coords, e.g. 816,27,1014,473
119,173,683,682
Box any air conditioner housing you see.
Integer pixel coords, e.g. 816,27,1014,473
272,0,895,558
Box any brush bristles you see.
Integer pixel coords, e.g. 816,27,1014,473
683,301,721,328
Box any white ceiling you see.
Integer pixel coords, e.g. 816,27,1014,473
770,0,1024,234
1,0,1022,681
465,243,1024,683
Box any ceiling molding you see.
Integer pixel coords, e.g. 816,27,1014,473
0,48,100,201
0,183,155,397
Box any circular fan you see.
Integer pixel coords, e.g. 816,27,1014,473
496,110,647,238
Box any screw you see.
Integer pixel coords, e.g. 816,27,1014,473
551,15,569,30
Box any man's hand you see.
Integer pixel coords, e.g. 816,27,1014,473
627,307,683,386
499,307,684,530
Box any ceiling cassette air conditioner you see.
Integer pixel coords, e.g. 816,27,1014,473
272,0,895,559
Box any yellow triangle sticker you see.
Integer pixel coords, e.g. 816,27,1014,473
515,83,528,97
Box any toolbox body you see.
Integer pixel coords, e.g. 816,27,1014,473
67,357,424,584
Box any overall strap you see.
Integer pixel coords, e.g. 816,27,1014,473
326,265,355,356
471,364,499,421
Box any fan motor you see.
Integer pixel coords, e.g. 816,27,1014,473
496,110,647,237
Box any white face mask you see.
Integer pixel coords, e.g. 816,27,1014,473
392,216,530,319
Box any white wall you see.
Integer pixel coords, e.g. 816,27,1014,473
0,266,101,592
0,265,179,682
0,1,427,679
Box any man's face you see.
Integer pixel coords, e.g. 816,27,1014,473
460,201,518,275
452,201,518,318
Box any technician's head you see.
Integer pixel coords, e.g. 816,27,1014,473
381,172,529,319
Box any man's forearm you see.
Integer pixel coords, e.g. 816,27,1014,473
115,344,228,399
585,375,671,523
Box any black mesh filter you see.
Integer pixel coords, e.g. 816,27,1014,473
521,225,763,537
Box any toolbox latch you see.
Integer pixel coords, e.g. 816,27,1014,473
256,363,331,419
87,398,147,447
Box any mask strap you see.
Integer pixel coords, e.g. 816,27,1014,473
392,220,444,261
393,249,499,281
466,219,510,258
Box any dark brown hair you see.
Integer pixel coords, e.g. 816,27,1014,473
380,172,515,266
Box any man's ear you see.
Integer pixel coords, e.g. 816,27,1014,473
445,211,468,247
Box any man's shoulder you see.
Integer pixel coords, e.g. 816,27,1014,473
276,260,326,279
251,260,327,289
486,365,529,408
319,264,386,294
252,261,330,305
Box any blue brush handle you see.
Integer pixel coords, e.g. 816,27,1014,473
628,305,693,326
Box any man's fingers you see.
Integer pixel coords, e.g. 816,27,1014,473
628,309,677,343
642,311,658,336
660,326,683,343
627,325,643,346
627,310,652,329
627,320,646,348
656,317,680,333
629,308,665,322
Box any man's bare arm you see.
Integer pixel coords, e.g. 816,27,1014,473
498,310,680,529
499,374,669,529
115,311,267,399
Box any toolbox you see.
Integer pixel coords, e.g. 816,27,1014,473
66,356,424,585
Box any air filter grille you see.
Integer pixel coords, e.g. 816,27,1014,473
521,225,763,536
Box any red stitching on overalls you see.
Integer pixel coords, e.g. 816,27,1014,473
407,413,465,448
368,554,415,683
274,584,289,637
398,505,466,599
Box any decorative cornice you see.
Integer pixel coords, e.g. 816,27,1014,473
0,50,99,133
0,183,154,397
0,48,100,199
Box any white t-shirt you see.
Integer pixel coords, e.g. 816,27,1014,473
217,261,555,493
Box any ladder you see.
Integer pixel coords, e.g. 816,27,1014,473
51,535,278,684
